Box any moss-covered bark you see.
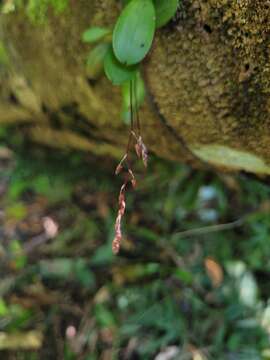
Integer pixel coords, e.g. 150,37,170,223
1,0,270,174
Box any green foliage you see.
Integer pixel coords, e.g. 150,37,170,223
83,0,179,107
0,298,9,316
154,0,179,28
39,258,96,288
121,0,133,5
113,0,156,65
94,304,116,328
82,27,111,44
104,47,138,85
6,203,27,220
86,43,110,78
0,297,33,332
81,0,180,124
9,240,28,270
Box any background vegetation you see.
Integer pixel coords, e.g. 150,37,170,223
1,141,270,359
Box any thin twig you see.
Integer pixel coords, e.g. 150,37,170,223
172,217,246,239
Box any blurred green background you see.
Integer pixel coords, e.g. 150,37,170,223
1,143,270,360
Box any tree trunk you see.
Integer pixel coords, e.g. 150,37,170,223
1,0,270,175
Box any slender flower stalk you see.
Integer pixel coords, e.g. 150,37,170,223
112,76,148,255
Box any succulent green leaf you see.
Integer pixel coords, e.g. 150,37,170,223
82,27,111,43
86,43,110,79
104,47,138,85
121,0,133,4
113,0,156,65
154,0,179,28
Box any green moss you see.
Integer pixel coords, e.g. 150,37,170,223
30,0,69,22
0,41,9,65
10,0,69,24
146,0,270,168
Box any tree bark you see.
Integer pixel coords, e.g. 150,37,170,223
1,0,270,175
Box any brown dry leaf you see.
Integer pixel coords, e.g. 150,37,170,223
204,257,223,288
100,327,114,345
187,344,208,360
112,266,126,286
94,286,110,304
259,200,270,212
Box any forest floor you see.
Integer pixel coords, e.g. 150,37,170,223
1,146,270,359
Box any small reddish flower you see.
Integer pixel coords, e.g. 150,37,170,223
138,136,148,168
112,184,126,254
132,132,148,168
115,154,127,175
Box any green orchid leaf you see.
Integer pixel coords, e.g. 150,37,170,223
113,0,155,65
86,43,110,79
82,27,111,43
154,0,179,28
104,47,138,85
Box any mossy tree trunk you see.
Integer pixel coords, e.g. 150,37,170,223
1,0,270,175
